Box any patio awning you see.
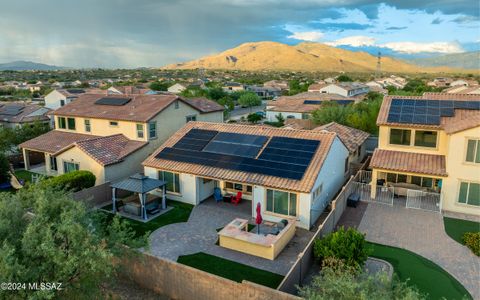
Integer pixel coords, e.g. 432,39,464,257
110,173,166,193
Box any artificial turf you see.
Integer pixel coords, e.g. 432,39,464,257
367,242,472,300
98,200,193,237
14,169,44,183
443,217,480,244
177,252,284,289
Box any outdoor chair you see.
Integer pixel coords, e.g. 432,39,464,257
213,187,223,202
231,192,242,205
116,200,124,212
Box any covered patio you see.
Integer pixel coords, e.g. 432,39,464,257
111,173,169,221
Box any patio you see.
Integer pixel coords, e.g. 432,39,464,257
148,196,314,275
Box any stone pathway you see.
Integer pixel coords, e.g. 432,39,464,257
148,198,313,275
358,203,480,299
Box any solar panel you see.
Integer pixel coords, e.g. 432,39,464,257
173,129,218,151
66,89,85,94
94,97,131,106
304,100,322,105
204,142,261,158
0,106,24,116
213,132,268,146
335,100,355,105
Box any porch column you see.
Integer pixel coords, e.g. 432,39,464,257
161,185,166,210
22,148,30,170
44,153,51,175
370,170,378,199
139,193,147,221
112,187,116,213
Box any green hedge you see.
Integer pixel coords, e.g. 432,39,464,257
463,232,480,256
41,170,96,192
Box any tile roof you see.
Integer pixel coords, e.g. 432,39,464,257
443,85,480,95
0,102,51,124
370,149,447,177
143,121,339,193
53,93,179,122
377,93,480,134
268,92,354,113
19,130,97,154
314,122,369,153
283,119,315,130
307,83,328,91
182,97,225,113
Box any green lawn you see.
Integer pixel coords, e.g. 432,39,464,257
444,217,480,244
177,252,284,288
98,200,193,237
367,242,471,300
14,169,41,183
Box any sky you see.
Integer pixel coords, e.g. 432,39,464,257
0,0,479,68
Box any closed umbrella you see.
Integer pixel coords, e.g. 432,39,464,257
255,202,263,234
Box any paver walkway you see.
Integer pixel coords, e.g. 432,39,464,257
358,203,480,299
148,198,313,275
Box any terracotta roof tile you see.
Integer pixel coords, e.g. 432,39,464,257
19,130,97,154
370,149,447,177
268,92,355,113
143,122,338,193
314,122,369,153
182,97,225,113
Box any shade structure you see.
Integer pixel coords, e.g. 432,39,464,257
255,202,263,234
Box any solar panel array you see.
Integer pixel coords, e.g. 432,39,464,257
66,89,85,94
94,97,132,106
0,105,24,116
387,99,480,125
158,129,321,180
203,132,268,158
303,100,354,105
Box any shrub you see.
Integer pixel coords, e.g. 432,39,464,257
462,232,480,256
41,170,96,192
0,153,10,183
313,227,370,268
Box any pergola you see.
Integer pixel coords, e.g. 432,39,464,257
110,173,167,221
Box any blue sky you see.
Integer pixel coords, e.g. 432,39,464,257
0,0,478,68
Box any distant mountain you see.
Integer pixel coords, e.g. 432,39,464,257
163,41,465,73
405,51,480,70
0,60,66,71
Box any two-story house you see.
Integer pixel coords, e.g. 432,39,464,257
20,94,224,185
317,82,369,97
370,93,479,218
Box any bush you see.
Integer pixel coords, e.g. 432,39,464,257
313,227,370,268
41,170,96,192
0,153,11,183
462,232,480,256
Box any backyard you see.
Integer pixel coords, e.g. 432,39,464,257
367,242,472,300
177,252,284,289
443,217,480,244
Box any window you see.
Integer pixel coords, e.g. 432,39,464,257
224,181,252,195
389,129,411,145
63,161,79,173
386,173,407,183
202,178,212,184
149,121,157,139
411,176,434,188
84,119,91,132
313,184,323,201
465,139,480,163
174,100,179,109
414,131,437,148
67,118,76,130
458,182,480,206
49,156,57,171
344,157,349,173
60,99,65,106
186,115,197,123
109,121,119,127
136,124,144,138
159,171,180,193
266,189,297,216
58,117,66,129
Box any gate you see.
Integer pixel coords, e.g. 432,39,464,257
351,182,393,206
406,190,441,212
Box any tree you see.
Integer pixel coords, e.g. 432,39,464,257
247,113,262,123
149,81,169,91
336,74,353,82
0,185,146,299
0,122,51,153
238,92,261,112
206,87,227,101
0,153,10,184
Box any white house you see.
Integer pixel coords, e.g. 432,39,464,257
44,89,87,110
168,83,187,94
143,122,349,229
318,82,369,97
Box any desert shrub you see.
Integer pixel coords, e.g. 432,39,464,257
313,227,370,268
41,170,96,192
462,232,480,256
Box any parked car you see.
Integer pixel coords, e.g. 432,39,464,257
255,111,265,118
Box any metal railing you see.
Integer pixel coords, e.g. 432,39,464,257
406,190,441,212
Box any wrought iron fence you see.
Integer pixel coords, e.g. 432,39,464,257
406,190,441,212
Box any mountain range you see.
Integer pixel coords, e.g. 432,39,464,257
163,41,470,73
405,51,479,70
0,60,66,71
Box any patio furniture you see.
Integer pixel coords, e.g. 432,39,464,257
387,182,427,197
347,193,360,207
213,187,223,202
231,192,242,205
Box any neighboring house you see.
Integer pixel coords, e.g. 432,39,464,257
324,77,336,84
142,122,349,229
318,82,369,97
263,80,289,91
314,122,369,170
0,102,51,128
168,83,187,94
365,81,388,95
223,82,245,92
245,85,282,99
427,77,453,88
266,92,357,122
44,88,105,110
107,86,153,95
19,94,224,185
444,85,480,95
370,93,480,217
307,83,328,92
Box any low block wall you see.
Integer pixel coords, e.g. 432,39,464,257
120,251,300,300
72,181,112,208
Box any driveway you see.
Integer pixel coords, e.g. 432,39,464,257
148,198,313,275
357,203,480,299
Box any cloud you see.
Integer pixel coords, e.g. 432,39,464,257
380,42,464,54
325,36,376,47
431,18,443,24
452,15,480,24
385,26,407,30
287,31,324,42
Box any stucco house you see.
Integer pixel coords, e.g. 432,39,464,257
0,102,51,128
168,83,187,94
44,88,105,110
370,93,480,218
19,94,224,185
142,122,350,229
317,82,369,97
107,86,153,95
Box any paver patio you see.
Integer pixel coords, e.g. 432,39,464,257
148,197,314,275
357,202,480,299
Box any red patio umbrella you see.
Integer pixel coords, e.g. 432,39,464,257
255,202,263,234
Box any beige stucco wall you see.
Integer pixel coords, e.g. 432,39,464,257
55,147,106,185
378,125,448,155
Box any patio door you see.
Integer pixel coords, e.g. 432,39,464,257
49,155,57,171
